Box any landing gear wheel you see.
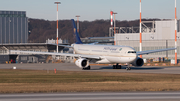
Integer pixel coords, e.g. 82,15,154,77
126,64,131,71
113,65,116,69
126,67,131,70
82,66,91,70
118,65,122,69
113,64,121,69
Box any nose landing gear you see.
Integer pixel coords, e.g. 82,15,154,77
126,64,131,70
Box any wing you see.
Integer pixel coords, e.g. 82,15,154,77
10,50,101,59
137,47,176,55
89,42,99,45
49,43,73,48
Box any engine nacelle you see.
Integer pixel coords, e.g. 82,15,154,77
75,58,89,68
132,57,144,66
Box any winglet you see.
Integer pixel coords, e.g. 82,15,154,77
71,19,83,44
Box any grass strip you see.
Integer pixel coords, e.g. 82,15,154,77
0,69,180,93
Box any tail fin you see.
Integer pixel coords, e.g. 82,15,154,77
71,19,83,44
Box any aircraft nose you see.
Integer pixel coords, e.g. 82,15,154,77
131,54,138,62
134,54,138,60
127,54,137,63
133,54,137,60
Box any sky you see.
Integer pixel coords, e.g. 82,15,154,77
0,0,180,21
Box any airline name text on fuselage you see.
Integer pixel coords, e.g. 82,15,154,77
104,47,118,51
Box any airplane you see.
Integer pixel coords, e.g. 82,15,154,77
10,19,176,70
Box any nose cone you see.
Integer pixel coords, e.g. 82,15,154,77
129,54,138,63
126,47,138,63
134,54,138,61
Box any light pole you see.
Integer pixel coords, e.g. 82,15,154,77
139,0,142,58
110,11,113,27
113,12,117,45
175,0,177,64
75,15,80,33
54,2,61,53
113,12,117,34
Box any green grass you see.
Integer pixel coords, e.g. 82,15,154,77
0,69,175,83
0,69,180,93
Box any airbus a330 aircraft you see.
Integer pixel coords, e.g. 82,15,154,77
10,19,176,70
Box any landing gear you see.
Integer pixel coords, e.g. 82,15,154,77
113,63,121,69
126,64,131,70
82,65,91,70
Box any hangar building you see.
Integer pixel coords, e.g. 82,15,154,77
112,19,180,59
0,10,28,44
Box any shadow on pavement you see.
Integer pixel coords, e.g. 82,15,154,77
94,66,164,70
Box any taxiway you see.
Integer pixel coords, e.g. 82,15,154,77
0,92,180,101
0,63,180,74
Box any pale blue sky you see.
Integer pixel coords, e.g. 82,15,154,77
0,0,179,21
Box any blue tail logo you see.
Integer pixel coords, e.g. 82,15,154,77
71,19,83,44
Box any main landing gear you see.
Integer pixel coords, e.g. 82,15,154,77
113,63,121,69
82,65,91,70
113,63,131,70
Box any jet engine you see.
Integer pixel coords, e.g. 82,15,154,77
132,57,144,66
75,58,89,68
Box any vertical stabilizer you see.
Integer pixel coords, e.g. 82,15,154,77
71,19,83,44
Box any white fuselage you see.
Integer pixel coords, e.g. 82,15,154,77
73,44,137,64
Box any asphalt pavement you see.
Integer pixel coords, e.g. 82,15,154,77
0,92,180,101
1,63,180,74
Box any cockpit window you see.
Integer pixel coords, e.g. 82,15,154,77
128,51,136,53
